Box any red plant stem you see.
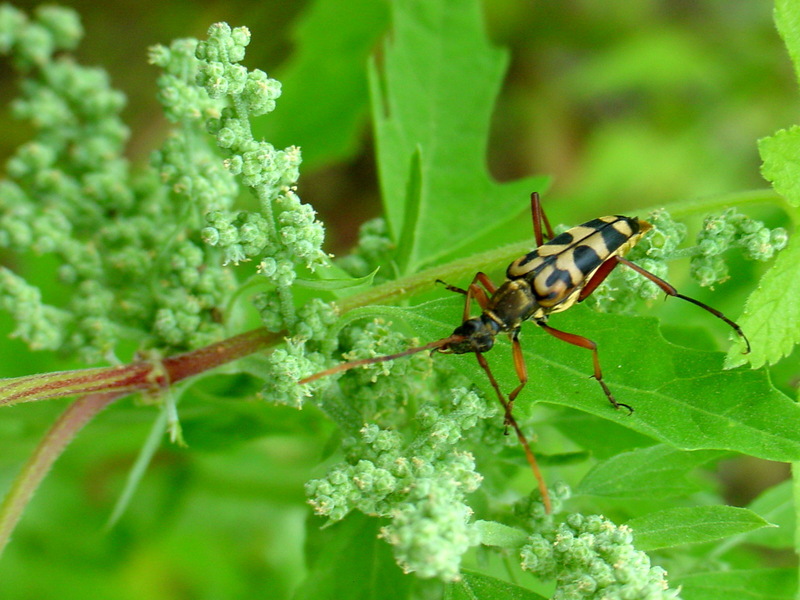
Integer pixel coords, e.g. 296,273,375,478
161,327,279,381
0,327,280,406
0,327,281,556
0,392,121,556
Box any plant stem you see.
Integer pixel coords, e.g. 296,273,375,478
5,188,791,408
0,392,121,557
0,327,279,406
647,188,786,220
0,327,280,557
336,238,534,314
794,461,800,600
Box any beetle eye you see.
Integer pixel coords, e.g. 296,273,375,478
475,333,494,353
453,318,481,337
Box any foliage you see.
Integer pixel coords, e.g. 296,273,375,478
0,1,799,599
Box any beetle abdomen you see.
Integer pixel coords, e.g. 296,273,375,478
506,215,649,308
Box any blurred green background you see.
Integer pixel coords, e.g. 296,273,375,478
0,1,796,598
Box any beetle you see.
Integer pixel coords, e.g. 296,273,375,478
301,193,750,512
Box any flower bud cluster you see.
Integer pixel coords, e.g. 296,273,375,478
186,23,327,333
513,480,572,527
690,208,788,287
326,321,452,429
151,22,327,342
0,11,261,363
149,38,220,125
257,318,432,414
306,386,495,580
0,267,69,350
634,209,688,260
0,5,81,69
340,320,429,384
521,513,680,599
195,24,280,118
258,299,339,408
587,207,787,314
152,132,239,217
203,210,271,266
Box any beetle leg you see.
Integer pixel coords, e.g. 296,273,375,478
437,272,496,321
475,351,551,514
530,192,555,246
473,271,498,294
537,321,633,413
505,331,528,424
578,255,621,302
466,273,493,317
436,279,469,295
465,272,497,314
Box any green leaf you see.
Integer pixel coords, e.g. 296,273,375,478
295,267,380,291
295,513,411,600
552,411,658,459
519,310,800,461
725,232,800,369
744,479,794,548
759,126,800,207
747,1,800,370
626,506,772,551
775,0,800,92
444,570,548,600
474,520,529,549
370,0,548,273
393,299,800,463
254,0,390,170
576,445,723,499
708,478,795,556
674,568,796,600
106,407,167,528
395,147,423,275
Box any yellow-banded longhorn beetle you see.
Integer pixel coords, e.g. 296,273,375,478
301,193,750,513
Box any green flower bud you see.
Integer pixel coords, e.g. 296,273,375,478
0,4,26,53
35,5,83,50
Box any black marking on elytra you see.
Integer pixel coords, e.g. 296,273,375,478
544,266,574,290
598,218,631,252
572,244,602,276
513,250,539,270
582,218,610,231
546,230,574,247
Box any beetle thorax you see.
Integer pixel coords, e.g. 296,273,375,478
485,279,541,329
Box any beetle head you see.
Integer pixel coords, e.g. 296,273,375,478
440,316,499,354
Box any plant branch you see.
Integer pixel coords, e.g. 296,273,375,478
0,328,280,406
3,187,791,409
794,461,800,600
0,392,121,557
647,188,787,220
0,327,281,557
335,238,535,313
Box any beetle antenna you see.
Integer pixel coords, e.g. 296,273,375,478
673,293,751,354
298,334,465,385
